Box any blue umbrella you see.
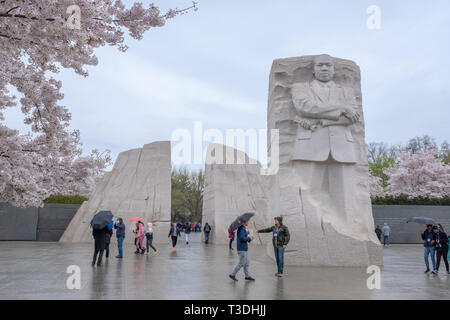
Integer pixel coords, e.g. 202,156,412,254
229,212,255,233
406,217,436,225
90,210,113,230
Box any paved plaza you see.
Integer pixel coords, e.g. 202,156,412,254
0,233,449,299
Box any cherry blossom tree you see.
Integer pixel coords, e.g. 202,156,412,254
0,0,197,207
384,150,450,199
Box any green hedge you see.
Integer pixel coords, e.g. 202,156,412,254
371,195,450,206
44,194,88,205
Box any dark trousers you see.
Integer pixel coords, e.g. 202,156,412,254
436,247,449,272
229,238,234,249
146,238,157,252
92,250,104,265
171,236,178,248
205,232,210,243
105,243,110,258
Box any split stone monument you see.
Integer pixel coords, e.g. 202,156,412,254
266,54,382,266
60,141,171,244
201,144,268,245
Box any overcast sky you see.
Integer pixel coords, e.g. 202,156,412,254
5,0,450,169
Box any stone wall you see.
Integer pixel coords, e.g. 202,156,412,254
0,202,80,241
372,205,450,244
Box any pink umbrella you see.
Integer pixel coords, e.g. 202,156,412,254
129,217,144,222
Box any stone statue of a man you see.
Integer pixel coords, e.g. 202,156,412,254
292,54,360,162
286,54,378,265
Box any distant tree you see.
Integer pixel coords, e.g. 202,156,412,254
171,167,204,223
369,156,396,188
439,141,450,164
403,135,437,155
368,173,385,198
366,142,389,163
385,150,450,199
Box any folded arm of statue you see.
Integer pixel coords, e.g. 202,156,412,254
294,100,342,121
293,116,320,131
321,116,353,127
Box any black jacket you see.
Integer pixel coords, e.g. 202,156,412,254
168,225,181,238
258,224,290,247
436,231,449,249
184,223,191,234
421,230,437,247
204,224,211,233
92,226,110,251
375,227,382,238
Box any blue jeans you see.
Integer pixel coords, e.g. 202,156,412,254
424,246,436,270
274,247,285,274
117,237,124,257
383,235,390,245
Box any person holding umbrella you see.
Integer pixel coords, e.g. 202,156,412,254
421,224,437,274
229,213,255,282
135,221,146,254
256,216,290,277
90,210,113,267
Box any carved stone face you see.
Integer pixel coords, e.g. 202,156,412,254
313,55,335,82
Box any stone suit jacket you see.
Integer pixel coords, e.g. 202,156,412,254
291,80,358,163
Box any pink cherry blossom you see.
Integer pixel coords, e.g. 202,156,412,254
0,1,196,207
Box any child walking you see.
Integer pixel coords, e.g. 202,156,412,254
145,222,158,254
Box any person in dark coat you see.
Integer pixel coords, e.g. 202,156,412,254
375,225,382,242
203,222,212,244
257,216,290,277
92,225,110,266
184,222,191,245
435,224,449,274
168,223,181,252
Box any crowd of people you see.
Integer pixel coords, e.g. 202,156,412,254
375,222,449,275
91,214,448,280
90,218,211,265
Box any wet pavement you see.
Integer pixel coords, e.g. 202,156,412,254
0,233,449,299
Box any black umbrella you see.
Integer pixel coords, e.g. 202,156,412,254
229,212,255,232
90,210,113,230
406,217,436,225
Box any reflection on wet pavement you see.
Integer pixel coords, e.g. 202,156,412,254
0,233,449,299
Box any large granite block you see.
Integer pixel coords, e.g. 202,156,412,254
201,144,268,245
60,141,171,244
